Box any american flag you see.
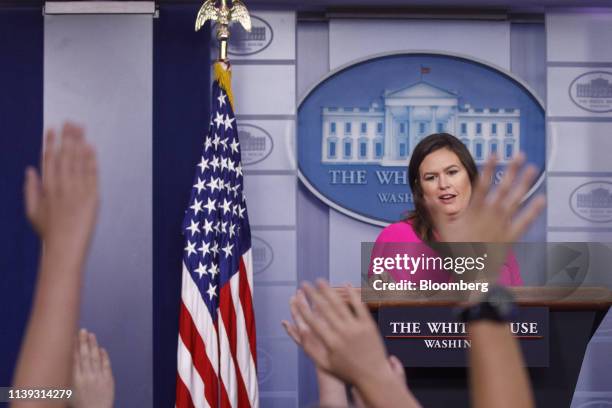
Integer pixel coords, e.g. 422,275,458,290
176,62,259,408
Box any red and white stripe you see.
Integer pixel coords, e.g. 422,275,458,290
177,252,258,408
219,250,258,408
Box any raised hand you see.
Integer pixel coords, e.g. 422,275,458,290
294,280,389,385
283,290,332,369
284,291,350,407
71,329,115,408
293,280,420,408
436,153,545,244
24,122,99,249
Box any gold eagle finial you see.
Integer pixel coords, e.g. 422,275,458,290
195,0,251,61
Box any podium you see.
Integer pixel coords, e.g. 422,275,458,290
357,287,612,408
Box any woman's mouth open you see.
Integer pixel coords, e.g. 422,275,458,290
439,193,457,204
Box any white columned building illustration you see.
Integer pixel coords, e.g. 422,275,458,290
321,81,521,166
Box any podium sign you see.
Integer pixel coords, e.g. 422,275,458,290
378,307,549,367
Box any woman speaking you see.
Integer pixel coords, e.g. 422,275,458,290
372,132,523,286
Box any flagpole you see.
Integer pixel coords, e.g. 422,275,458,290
215,0,230,62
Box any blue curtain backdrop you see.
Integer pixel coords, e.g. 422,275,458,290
153,5,211,407
0,6,44,387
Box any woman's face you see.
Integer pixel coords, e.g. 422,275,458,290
418,147,472,221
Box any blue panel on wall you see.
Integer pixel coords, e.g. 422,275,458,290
253,286,295,338
153,5,210,407
257,338,298,393
0,6,43,386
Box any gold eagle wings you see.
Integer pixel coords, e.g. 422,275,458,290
195,0,252,32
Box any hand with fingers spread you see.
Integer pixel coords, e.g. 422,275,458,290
283,290,332,370
24,122,99,249
283,292,348,407
435,153,545,245
293,280,419,408
71,329,115,408
433,153,545,283
296,281,387,384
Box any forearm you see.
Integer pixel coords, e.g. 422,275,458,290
355,368,421,408
468,321,534,408
12,240,86,392
316,368,348,407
